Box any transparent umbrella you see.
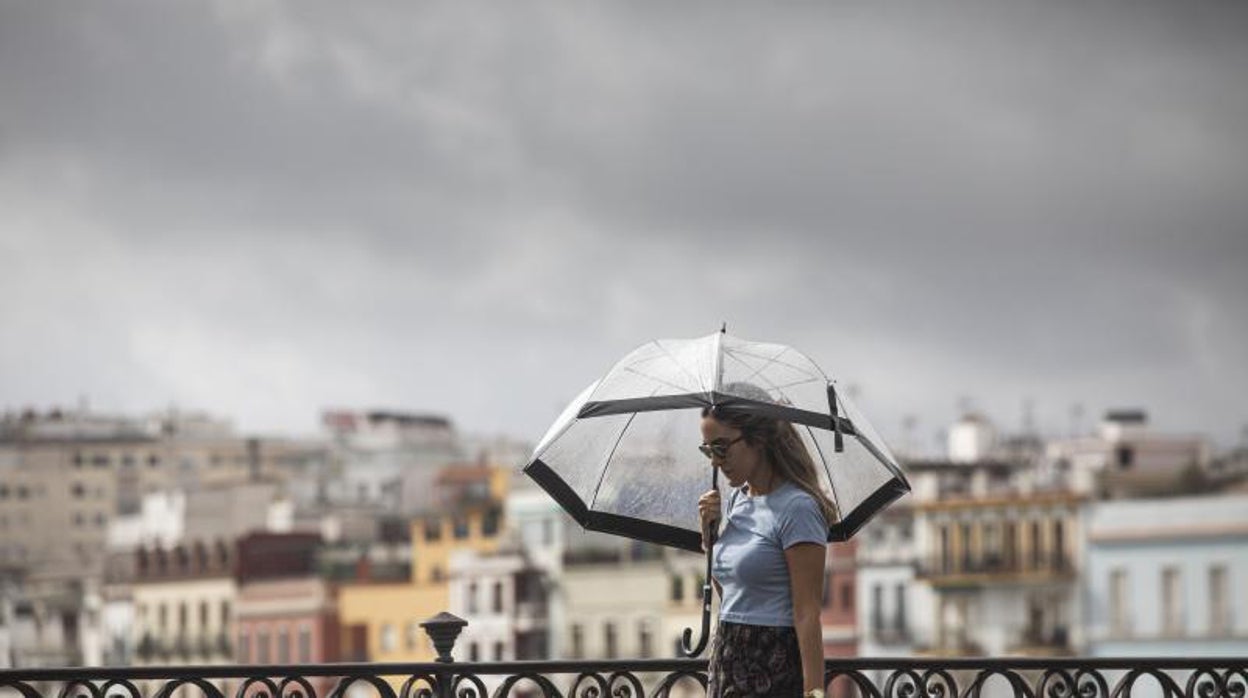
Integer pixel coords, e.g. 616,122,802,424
524,328,910,655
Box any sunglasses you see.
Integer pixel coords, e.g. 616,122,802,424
698,435,745,459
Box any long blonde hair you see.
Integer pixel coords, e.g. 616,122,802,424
703,384,839,527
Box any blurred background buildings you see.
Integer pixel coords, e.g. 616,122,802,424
1,402,1244,669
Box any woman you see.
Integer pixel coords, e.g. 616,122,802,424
698,389,838,698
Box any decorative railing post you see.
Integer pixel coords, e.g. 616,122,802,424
421,611,468,698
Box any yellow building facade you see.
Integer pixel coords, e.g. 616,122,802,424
336,465,510,664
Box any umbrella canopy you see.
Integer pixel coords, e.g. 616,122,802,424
524,330,910,553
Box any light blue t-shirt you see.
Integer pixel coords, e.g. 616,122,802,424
711,480,828,627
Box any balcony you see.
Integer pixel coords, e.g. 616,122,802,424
1007,626,1073,657
2,613,1242,698
918,553,1076,587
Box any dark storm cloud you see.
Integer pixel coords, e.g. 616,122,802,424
1,1,1245,450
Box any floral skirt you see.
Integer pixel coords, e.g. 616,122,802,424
707,620,803,697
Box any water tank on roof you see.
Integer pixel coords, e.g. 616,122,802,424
948,413,996,463
1099,409,1148,441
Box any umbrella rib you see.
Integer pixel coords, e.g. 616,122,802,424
722,349,797,402
802,423,842,523
726,346,827,382
586,410,640,514
737,346,793,386
649,339,708,393
621,365,697,396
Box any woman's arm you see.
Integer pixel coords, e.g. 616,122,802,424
785,542,828,696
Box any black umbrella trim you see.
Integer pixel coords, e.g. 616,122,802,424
525,458,910,551
578,392,858,434
827,475,911,541
524,458,705,553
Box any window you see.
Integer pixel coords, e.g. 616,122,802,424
257,630,270,663
406,621,421,650
1004,522,1018,567
604,622,618,659
841,581,854,611
72,452,84,467
121,454,135,468
984,523,1001,566
1109,568,1130,636
1030,521,1043,568
671,575,685,602
894,583,907,632
1162,567,1183,636
220,600,231,626
469,642,480,662
158,604,168,630
424,521,442,542
638,618,654,659
199,602,209,629
467,583,479,614
92,454,110,468
149,454,160,468
871,584,884,632
939,525,950,573
298,626,312,663
570,624,584,659
1209,566,1229,636
277,628,290,664
238,631,251,663
1116,446,1134,469
492,582,504,613
70,482,85,498
453,517,470,539
483,507,501,536
380,623,396,653
178,603,188,633
1053,520,1066,567
493,641,505,661
960,523,973,570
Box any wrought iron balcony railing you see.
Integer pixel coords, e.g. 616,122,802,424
1,612,1244,698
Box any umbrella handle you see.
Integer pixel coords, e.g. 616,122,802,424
681,468,719,657
679,528,716,657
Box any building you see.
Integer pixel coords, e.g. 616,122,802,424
857,504,925,658
234,532,339,678
1045,410,1210,498
321,410,462,512
334,463,510,665
907,414,1083,659
130,539,235,665
1083,494,1248,657
563,557,668,660
822,539,858,658
0,407,324,577
448,545,551,663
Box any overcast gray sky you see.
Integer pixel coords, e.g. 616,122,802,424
2,1,1246,453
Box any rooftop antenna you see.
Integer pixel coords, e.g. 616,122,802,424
902,414,918,457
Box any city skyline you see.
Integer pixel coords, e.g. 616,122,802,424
2,1,1246,449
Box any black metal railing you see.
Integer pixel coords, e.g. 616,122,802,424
1,613,1244,698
